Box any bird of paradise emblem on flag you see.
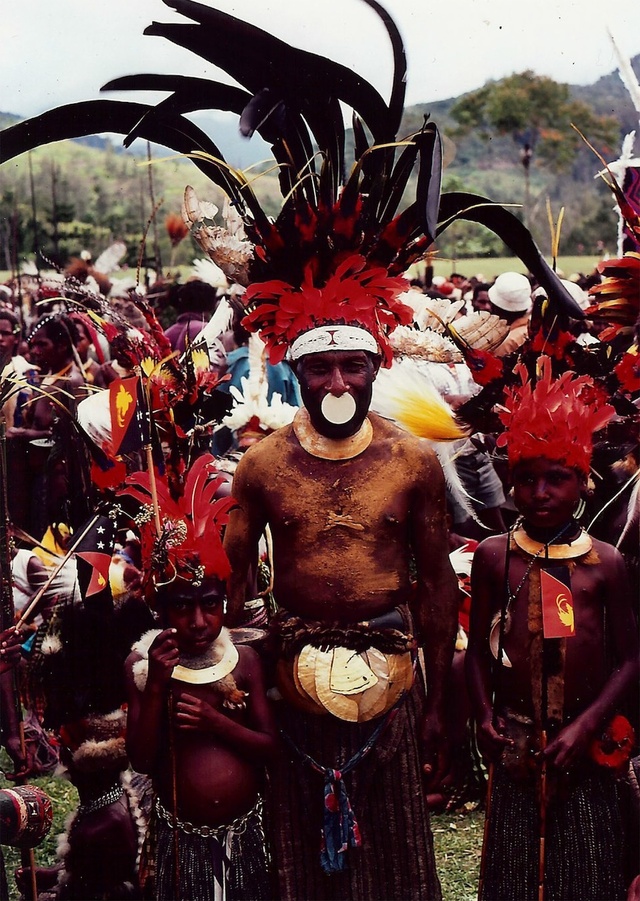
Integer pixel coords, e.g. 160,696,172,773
541,566,576,639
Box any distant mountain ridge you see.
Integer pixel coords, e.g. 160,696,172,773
1,55,637,265
2,54,638,165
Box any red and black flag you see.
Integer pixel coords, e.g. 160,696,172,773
109,376,151,455
73,514,117,600
541,565,576,639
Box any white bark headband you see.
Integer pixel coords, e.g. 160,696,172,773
289,325,379,360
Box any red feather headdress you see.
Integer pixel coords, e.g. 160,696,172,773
496,356,615,474
243,253,413,366
118,454,233,594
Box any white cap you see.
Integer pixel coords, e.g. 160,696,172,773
532,279,590,311
488,272,532,313
560,279,589,311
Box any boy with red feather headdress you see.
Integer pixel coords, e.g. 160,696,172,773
466,356,638,901
122,455,278,901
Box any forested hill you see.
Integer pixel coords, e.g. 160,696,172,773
400,54,640,167
0,55,638,267
2,54,638,166
571,56,640,136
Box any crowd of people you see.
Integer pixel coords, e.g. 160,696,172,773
0,249,637,901
0,4,637,897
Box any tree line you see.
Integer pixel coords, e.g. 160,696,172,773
0,67,633,273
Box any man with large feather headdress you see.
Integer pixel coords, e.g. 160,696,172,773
0,0,590,897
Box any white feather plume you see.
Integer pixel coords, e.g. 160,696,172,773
218,334,298,433
616,468,640,549
609,30,640,116
191,257,228,289
187,297,235,364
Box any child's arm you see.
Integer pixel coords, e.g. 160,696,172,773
125,628,180,774
543,545,639,770
466,536,513,763
174,646,279,764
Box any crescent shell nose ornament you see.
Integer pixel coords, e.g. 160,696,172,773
321,393,357,424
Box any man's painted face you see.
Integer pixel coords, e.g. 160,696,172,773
159,579,225,655
295,350,380,439
472,291,491,314
0,318,19,359
28,332,69,373
512,457,584,532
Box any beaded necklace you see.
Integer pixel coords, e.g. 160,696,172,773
491,520,576,668
75,783,123,820
507,520,574,607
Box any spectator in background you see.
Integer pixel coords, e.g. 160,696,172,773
164,280,225,372
0,307,35,428
488,272,533,357
212,302,301,456
471,282,493,314
6,315,87,535
450,272,471,298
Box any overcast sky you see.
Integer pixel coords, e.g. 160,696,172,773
2,0,639,119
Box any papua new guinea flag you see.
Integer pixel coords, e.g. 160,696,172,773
109,376,150,455
73,514,117,599
541,565,575,639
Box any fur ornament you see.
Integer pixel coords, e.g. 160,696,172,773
131,629,247,709
59,709,129,774
40,634,63,656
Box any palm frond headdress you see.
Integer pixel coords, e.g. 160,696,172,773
0,0,582,355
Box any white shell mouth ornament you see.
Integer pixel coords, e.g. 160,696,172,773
321,393,357,425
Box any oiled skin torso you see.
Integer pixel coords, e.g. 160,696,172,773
157,677,261,825
470,532,636,726
226,413,449,624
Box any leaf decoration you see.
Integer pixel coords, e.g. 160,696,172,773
437,192,584,318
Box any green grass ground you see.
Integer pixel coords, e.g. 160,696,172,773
421,255,601,281
0,255,603,289
1,755,483,900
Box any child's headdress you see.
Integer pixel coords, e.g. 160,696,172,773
118,454,233,595
496,356,615,474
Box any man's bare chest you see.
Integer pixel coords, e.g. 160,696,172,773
266,467,411,538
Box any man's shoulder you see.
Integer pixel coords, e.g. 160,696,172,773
234,425,294,472
250,423,293,453
474,533,509,565
369,412,438,462
582,532,624,567
234,643,261,676
370,411,416,443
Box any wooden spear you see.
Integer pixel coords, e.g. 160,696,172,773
0,415,39,901
538,730,548,901
477,761,494,899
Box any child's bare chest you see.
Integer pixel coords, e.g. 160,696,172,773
502,556,606,679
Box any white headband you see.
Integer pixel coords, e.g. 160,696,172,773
289,325,379,360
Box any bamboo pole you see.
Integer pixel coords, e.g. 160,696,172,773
168,691,180,898
538,730,548,901
1,417,39,901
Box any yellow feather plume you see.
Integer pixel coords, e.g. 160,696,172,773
373,363,469,442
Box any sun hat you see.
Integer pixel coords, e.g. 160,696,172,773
488,272,532,313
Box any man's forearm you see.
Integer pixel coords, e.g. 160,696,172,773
415,581,457,713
